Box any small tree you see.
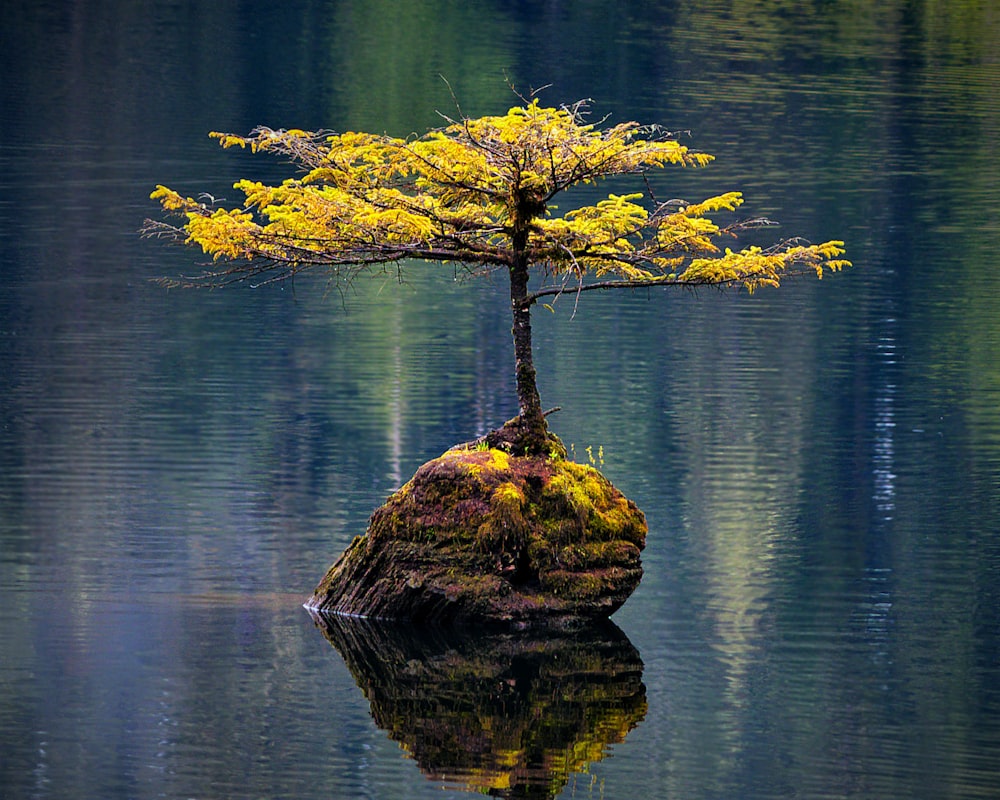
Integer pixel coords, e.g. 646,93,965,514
145,97,848,454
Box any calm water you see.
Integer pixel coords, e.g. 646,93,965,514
3,2,1000,798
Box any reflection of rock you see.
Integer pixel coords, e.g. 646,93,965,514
306,436,646,625
310,611,646,799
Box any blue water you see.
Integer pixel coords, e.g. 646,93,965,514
2,2,1000,798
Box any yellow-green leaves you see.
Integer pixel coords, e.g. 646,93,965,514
147,99,849,291
678,241,850,292
149,185,194,212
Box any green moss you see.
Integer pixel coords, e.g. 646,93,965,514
527,535,557,572
588,498,646,544
476,481,530,552
492,480,525,509
537,461,625,539
557,541,641,570
540,569,606,599
445,447,512,478
310,435,647,623
546,433,569,461
548,518,584,547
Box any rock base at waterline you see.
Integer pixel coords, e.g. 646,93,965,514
306,436,647,626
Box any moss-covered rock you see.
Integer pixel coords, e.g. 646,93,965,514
306,425,647,625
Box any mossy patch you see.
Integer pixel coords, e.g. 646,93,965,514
308,424,647,625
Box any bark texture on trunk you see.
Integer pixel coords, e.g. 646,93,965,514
509,210,548,454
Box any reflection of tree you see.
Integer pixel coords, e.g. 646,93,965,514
310,613,646,798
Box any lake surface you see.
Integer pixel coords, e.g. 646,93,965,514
3,2,1000,798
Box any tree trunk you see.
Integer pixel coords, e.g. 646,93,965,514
508,225,548,454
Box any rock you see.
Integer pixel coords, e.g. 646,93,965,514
305,430,647,625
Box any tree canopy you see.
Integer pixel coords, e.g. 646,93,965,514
146,96,849,453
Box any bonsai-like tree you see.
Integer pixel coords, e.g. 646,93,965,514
145,96,848,454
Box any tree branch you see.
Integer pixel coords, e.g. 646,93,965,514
522,263,826,307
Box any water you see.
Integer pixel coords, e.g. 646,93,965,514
2,1,1000,798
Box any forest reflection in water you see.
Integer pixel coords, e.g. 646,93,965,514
310,612,646,798
3,0,1000,797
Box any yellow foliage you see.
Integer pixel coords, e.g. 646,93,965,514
208,132,248,149
150,185,194,212
149,99,849,291
678,240,849,291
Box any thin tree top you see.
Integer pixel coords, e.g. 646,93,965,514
145,98,849,299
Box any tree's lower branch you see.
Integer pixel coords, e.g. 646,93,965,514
522,265,823,308
522,277,684,307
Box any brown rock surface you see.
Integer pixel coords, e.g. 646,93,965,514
306,433,646,625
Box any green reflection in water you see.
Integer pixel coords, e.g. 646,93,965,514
3,0,1000,797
